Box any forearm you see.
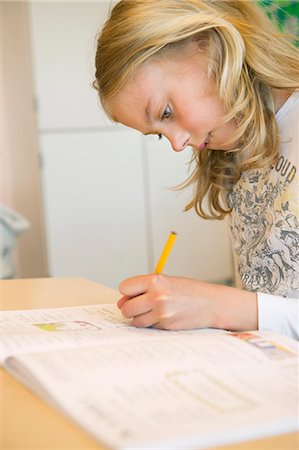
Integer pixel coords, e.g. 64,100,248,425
209,284,299,339
207,282,258,331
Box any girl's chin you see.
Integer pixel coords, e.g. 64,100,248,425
209,141,239,151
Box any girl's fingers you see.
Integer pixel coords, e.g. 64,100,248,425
117,295,131,309
119,274,159,297
120,293,152,318
131,310,159,328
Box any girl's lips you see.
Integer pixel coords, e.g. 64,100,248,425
198,133,210,150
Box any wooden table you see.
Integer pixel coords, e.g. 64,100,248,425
1,277,298,450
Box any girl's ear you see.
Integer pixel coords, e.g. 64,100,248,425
192,30,210,50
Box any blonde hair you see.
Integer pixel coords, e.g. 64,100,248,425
94,0,299,219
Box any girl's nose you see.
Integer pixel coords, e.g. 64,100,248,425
168,129,190,152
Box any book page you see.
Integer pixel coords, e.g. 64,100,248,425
5,329,299,450
1,304,211,363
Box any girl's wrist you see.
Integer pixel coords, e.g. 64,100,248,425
211,285,258,332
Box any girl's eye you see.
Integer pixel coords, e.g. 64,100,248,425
158,134,163,140
161,105,171,120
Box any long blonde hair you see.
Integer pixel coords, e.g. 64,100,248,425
94,0,299,219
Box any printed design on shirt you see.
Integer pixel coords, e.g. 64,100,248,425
228,166,299,297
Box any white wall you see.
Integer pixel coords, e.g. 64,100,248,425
28,1,233,289
1,2,48,278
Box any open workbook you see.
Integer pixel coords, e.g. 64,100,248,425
1,303,298,450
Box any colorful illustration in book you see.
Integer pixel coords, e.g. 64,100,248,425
232,332,296,358
33,320,102,332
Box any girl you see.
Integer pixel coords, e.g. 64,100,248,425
94,0,299,339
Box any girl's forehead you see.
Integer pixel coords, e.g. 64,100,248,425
107,64,162,119
131,43,207,86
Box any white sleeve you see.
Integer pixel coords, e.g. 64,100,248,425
257,293,299,340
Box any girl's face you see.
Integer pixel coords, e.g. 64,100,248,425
108,43,238,152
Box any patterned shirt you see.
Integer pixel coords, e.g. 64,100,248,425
228,91,299,338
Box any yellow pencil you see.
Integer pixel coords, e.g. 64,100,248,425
154,231,177,274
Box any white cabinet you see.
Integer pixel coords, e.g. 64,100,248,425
40,130,149,288
29,2,233,289
29,2,112,129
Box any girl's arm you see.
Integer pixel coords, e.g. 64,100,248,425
118,274,299,339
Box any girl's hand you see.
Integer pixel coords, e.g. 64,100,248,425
117,274,258,331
